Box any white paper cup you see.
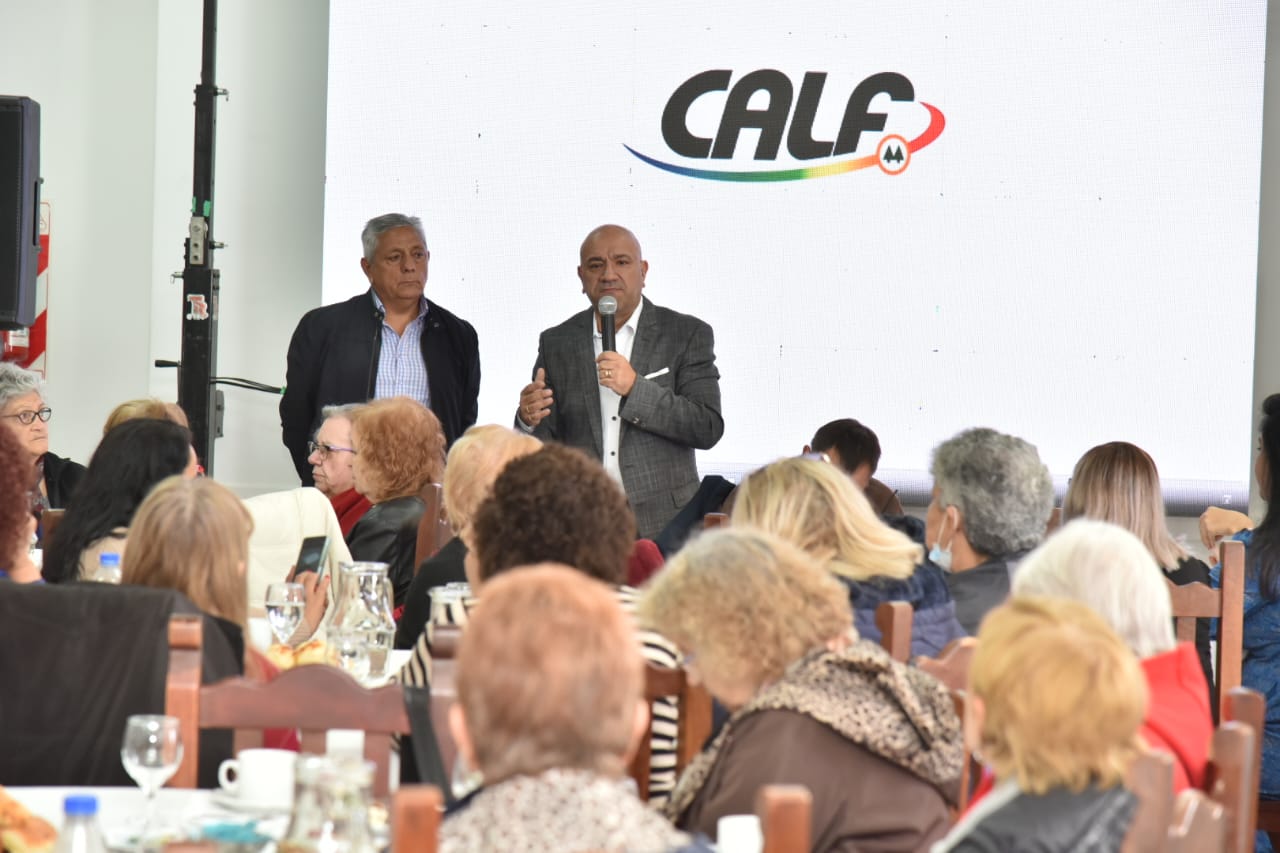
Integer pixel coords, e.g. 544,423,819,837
717,814,763,853
217,748,296,809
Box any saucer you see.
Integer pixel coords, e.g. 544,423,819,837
211,790,292,815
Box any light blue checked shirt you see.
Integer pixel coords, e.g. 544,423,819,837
371,290,431,409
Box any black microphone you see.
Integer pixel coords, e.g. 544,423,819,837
598,295,618,352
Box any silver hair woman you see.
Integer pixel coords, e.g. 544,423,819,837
0,362,85,512
925,426,1053,634
1013,519,1211,793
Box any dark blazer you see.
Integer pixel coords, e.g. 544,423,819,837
280,290,480,484
524,298,723,538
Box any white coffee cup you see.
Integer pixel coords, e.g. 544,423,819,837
717,814,763,853
217,748,296,809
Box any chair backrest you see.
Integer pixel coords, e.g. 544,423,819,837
1122,751,1175,853
167,615,412,795
1169,788,1227,853
426,625,462,776
917,636,978,693
1166,539,1244,721
1222,686,1265,841
39,507,65,545
946,689,976,816
391,784,442,853
756,784,811,853
627,662,714,801
414,483,452,569
875,601,913,662
1203,721,1258,853
702,512,729,529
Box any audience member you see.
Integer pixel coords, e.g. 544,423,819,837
305,404,372,537
440,565,703,852
102,398,189,434
1062,441,1214,687
0,363,85,512
347,396,446,607
641,528,962,851
732,457,964,656
932,597,1144,852
927,427,1054,634
396,442,684,803
805,417,905,516
394,424,540,649
1013,519,1210,791
0,426,39,582
42,419,198,584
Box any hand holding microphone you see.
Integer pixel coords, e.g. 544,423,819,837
595,295,636,395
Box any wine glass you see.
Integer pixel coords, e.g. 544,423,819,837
265,581,306,645
121,715,183,843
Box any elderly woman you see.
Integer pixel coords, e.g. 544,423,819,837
932,597,1146,852
0,362,85,512
0,426,39,582
1013,519,1210,791
642,528,963,851
397,442,684,803
42,418,198,584
1063,441,1214,687
102,398,189,434
394,425,540,649
347,396,446,607
306,403,371,537
733,457,964,656
441,565,702,852
927,427,1054,634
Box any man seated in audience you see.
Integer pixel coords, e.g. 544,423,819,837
305,404,371,537
933,597,1145,852
805,417,905,516
926,427,1054,634
441,565,707,852
0,426,39,582
1013,519,1210,791
642,528,962,852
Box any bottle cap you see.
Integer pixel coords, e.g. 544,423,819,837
99,553,120,567
63,795,98,816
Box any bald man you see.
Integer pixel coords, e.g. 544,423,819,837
516,225,723,538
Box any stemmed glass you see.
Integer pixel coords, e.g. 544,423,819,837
121,715,183,844
265,581,306,645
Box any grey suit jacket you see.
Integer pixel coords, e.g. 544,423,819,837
523,298,724,538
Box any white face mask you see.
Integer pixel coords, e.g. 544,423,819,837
929,509,955,571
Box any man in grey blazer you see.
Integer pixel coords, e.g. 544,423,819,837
516,224,723,539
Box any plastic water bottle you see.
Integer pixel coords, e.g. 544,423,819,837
92,553,122,584
54,795,107,853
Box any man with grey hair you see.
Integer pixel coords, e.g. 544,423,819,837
925,426,1054,634
280,213,479,486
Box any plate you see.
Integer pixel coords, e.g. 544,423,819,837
210,790,292,815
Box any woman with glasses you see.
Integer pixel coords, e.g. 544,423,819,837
305,404,371,537
0,363,86,513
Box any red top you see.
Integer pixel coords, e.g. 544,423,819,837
331,488,373,538
1139,642,1212,791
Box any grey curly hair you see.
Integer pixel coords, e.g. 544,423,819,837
0,363,45,411
931,427,1053,557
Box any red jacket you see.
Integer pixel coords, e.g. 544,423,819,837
1140,642,1211,791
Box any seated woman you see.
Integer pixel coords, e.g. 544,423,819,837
397,442,683,803
641,528,963,852
347,397,446,608
932,597,1145,852
306,404,371,537
102,397,189,434
0,362,86,513
0,426,40,582
394,425,540,649
42,418,198,584
1062,441,1214,687
926,427,1054,634
442,565,704,852
733,457,964,657
1013,519,1210,791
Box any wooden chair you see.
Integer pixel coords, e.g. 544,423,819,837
702,512,729,529
628,662,714,801
1168,788,1227,853
414,483,452,569
1203,721,1258,853
1167,538,1244,722
39,507,64,545
875,600,913,662
166,615,411,795
756,785,811,853
917,636,978,693
1122,751,1175,853
426,625,462,776
1223,686,1274,845
391,785,442,853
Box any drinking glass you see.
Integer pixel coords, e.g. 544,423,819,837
120,715,183,843
265,582,306,645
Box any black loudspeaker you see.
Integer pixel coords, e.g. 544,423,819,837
0,96,40,331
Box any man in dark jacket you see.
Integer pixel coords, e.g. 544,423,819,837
280,214,480,485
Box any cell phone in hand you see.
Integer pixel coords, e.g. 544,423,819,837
294,535,330,581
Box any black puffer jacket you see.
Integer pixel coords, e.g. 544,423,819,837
936,783,1135,853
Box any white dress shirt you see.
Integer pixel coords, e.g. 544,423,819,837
596,299,643,484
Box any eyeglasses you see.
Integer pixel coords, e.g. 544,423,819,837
1,407,51,425
308,440,356,459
